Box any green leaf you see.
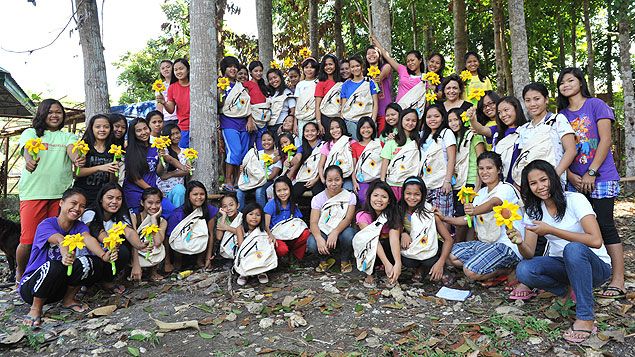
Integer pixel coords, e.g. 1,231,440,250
129,334,146,341
127,347,140,357
195,304,214,314
354,304,364,313
199,332,215,339
304,333,314,342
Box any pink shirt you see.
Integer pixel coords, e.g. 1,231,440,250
395,65,422,102
319,138,356,156
311,190,357,209
356,211,391,237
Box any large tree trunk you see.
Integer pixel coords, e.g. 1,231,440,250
334,0,345,59
508,0,530,101
453,0,468,72
74,0,110,122
371,0,392,53
190,0,218,191
216,0,227,61
558,25,566,69
605,0,614,106
492,0,506,95
503,30,513,95
618,3,635,184
256,0,273,69
308,0,318,56
583,0,595,95
411,1,417,49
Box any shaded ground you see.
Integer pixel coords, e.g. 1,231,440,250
0,198,634,356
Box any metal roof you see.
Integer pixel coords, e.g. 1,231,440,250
0,66,36,118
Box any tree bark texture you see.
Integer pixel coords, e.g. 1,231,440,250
190,0,218,191
256,0,273,69
334,0,345,59
503,30,513,95
371,0,392,53
618,6,635,181
605,0,614,106
583,0,595,95
558,25,566,69
453,0,468,72
74,0,110,122
308,0,319,56
411,1,417,49
508,0,530,101
571,3,578,66
492,0,506,95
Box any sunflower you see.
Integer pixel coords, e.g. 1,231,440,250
367,65,381,78
493,200,522,229
425,166,432,174
420,235,429,245
283,57,294,68
456,186,478,204
269,60,280,69
24,138,47,159
299,47,312,58
467,87,486,102
422,71,441,86
478,215,485,224
356,101,363,108
369,160,376,168
239,99,247,106
217,76,230,91
460,70,473,82
400,164,406,171
425,92,437,104
255,251,263,259
335,98,341,104
152,79,166,93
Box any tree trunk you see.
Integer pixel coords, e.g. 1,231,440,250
571,3,578,66
411,1,417,49
216,0,227,61
492,0,506,95
453,0,468,72
256,0,273,69
618,3,635,183
334,0,345,59
605,0,614,106
74,0,110,122
583,0,595,95
507,0,530,101
308,0,318,56
502,31,513,95
425,22,434,57
371,0,392,53
558,25,566,69
190,0,218,191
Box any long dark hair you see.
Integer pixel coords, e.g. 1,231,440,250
329,117,350,140
405,50,425,75
556,67,593,111
441,74,465,100
394,108,419,146
183,180,212,221
364,45,386,76
520,160,566,222
300,122,321,164
266,68,288,96
272,176,297,216
82,114,113,154
399,176,432,218
241,202,266,232
248,60,270,97
108,113,127,147
420,105,448,143
159,59,172,81
318,54,341,82
277,131,295,158
161,123,181,171
427,53,446,76
33,99,66,137
88,183,130,238
170,58,190,84
447,108,468,147
476,91,500,125
381,103,402,139
463,51,489,82
356,117,377,140
125,118,150,182
496,96,527,141
361,181,402,229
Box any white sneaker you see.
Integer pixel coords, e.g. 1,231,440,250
257,273,269,284
237,276,247,286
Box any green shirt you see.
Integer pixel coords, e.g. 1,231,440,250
466,133,485,184
19,128,77,200
380,137,412,187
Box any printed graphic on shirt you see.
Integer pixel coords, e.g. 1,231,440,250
569,114,596,165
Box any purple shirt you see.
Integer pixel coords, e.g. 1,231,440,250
166,204,219,236
376,64,393,117
123,147,159,211
20,217,89,286
560,98,620,182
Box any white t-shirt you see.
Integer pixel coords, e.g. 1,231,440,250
420,128,456,151
162,82,179,123
78,210,131,256
273,88,297,125
517,112,574,166
524,192,611,265
473,182,523,258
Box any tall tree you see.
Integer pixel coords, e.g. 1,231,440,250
308,0,318,55
558,25,566,68
570,2,578,66
583,0,595,95
190,0,218,190
453,0,468,72
334,0,345,58
410,1,417,49
256,0,273,68
617,0,634,183
74,0,110,121
605,0,614,106
508,0,530,101
371,0,392,52
492,0,506,94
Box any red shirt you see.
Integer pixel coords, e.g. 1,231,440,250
243,80,267,104
315,79,336,97
167,82,190,131
350,141,366,160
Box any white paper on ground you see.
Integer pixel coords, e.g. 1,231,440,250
435,286,472,301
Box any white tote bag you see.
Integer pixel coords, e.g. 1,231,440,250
400,204,439,261
169,207,209,255
136,211,166,268
318,190,352,235
233,228,278,276
270,217,308,241
219,212,243,259
237,147,267,191
324,136,354,178
352,214,387,275
354,139,383,183
320,82,343,117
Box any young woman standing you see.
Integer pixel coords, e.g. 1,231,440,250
155,58,191,148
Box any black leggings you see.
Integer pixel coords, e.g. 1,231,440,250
292,181,323,201
20,257,103,305
588,197,620,245
401,250,442,271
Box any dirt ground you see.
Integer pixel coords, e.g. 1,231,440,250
0,198,634,357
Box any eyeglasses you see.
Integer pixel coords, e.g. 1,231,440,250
484,102,496,109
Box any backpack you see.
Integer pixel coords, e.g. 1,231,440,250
250,102,272,129
511,115,557,185
397,80,426,116
135,212,166,268
219,212,243,259
324,136,354,178
494,131,519,183
222,82,251,118
295,79,318,121
341,79,373,122
400,204,439,261
354,139,383,183
473,182,522,244
233,228,278,276
320,82,343,118
352,214,387,275
386,140,422,186
270,216,308,241
453,131,474,190
268,92,294,126
318,190,352,235
295,142,324,183
169,207,209,255
421,129,451,190
237,147,267,191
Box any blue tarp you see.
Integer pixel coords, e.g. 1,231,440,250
110,101,156,118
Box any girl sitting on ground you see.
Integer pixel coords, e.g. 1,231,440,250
130,187,168,282
235,203,277,285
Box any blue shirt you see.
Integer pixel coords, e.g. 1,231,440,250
264,200,303,228
166,204,219,236
340,79,379,99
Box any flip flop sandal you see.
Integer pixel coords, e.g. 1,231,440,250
62,303,89,313
594,286,626,299
563,325,597,343
509,287,538,300
504,280,520,292
221,184,236,192
363,276,376,288
315,258,336,273
479,274,508,288
340,261,353,273
22,315,42,328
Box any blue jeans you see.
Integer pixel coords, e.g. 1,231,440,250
306,227,356,262
344,119,358,140
516,242,611,321
179,130,190,148
166,184,186,208
237,181,273,210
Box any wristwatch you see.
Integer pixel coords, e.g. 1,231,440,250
587,168,599,177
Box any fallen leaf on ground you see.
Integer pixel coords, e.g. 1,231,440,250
355,330,367,341
296,296,314,307
0,328,25,345
151,316,200,332
88,305,117,317
393,322,417,334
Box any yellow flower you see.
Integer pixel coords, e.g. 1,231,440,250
283,57,294,68
461,112,470,124
108,144,125,159
141,224,160,239
456,186,478,204
62,233,85,252
460,70,473,82
269,60,280,70
103,233,125,250
183,148,199,160
282,144,297,154
467,87,486,102
217,76,231,91
24,138,47,157
107,222,127,239
422,71,440,86
151,136,171,150
493,200,522,229
261,153,274,165
420,235,429,245
425,92,437,103
367,65,381,78
425,166,433,174
152,79,166,93
72,139,90,156
356,101,363,108
369,160,376,168
299,47,312,58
